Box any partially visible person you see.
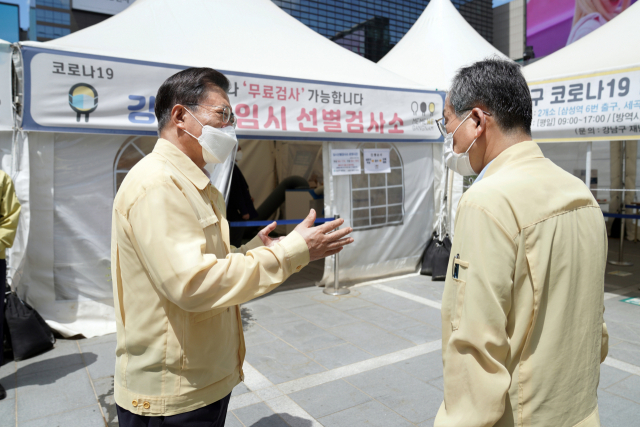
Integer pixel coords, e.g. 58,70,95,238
227,146,259,247
567,0,631,44
0,170,21,401
434,58,608,426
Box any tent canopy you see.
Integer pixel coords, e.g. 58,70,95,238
378,0,508,91
23,0,421,89
522,2,640,143
523,2,640,82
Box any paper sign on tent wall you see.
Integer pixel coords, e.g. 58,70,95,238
363,149,390,174
331,149,361,175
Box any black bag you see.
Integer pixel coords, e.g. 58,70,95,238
431,236,452,281
4,291,55,361
420,232,438,276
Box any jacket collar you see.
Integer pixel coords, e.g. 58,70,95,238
153,139,211,190
483,140,544,180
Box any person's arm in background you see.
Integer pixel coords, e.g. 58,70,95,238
0,173,21,254
435,203,515,427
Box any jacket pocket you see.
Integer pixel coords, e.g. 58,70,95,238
451,258,469,331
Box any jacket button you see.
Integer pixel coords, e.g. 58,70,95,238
132,400,138,407
143,402,150,409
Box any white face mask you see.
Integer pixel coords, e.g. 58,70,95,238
443,111,479,176
183,107,237,164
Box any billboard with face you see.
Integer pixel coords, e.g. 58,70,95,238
527,0,637,58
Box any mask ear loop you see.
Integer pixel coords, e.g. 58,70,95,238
182,106,204,141
464,111,488,154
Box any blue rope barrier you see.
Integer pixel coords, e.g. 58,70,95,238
625,205,640,209
603,213,640,219
229,217,336,228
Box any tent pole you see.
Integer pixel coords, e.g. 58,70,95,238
323,214,349,295
585,141,592,190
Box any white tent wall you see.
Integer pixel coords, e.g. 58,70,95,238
0,40,12,131
319,142,434,285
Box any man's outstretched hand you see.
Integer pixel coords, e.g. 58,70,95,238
294,209,354,262
258,221,285,248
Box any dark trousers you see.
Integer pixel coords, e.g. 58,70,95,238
0,259,5,367
116,393,231,427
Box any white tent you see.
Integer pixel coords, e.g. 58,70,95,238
522,2,640,239
0,39,12,131
11,0,445,337
378,0,509,237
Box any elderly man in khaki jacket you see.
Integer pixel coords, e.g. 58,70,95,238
111,67,353,426
434,59,608,427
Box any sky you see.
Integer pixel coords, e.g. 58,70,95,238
493,0,516,7
2,0,31,30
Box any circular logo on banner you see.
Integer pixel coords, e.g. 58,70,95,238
68,83,98,123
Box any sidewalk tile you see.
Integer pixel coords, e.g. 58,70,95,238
346,305,423,331
404,306,443,329
308,343,372,370
93,376,117,426
244,339,325,384
327,322,413,356
418,417,436,427
224,412,245,427
0,362,16,400
0,396,15,427
78,333,116,349
598,390,640,426
289,304,359,328
357,289,426,312
82,343,115,380
606,374,640,404
598,365,632,390
345,363,442,424
244,323,278,348
233,402,289,427
20,404,104,427
318,400,413,427
263,319,344,353
233,382,250,395
14,341,83,378
243,301,303,327
17,367,97,422
395,351,443,384
264,292,317,310
608,341,640,367
321,295,373,311
288,379,371,419
395,324,441,345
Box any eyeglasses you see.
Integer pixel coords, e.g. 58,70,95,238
186,104,237,128
435,110,492,137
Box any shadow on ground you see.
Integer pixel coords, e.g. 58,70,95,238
0,352,97,390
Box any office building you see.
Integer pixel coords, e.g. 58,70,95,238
273,0,493,62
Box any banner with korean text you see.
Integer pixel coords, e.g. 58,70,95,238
529,67,640,142
21,46,444,143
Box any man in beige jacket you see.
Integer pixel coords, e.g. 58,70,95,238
434,59,608,426
111,67,353,426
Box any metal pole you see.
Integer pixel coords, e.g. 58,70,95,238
609,141,633,266
324,214,350,295
585,141,592,189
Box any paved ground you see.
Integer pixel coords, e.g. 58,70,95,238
1,241,640,426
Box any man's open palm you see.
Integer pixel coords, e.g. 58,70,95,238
294,209,353,262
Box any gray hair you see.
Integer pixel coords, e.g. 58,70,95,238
449,58,532,135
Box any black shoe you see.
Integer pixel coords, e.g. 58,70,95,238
0,383,6,400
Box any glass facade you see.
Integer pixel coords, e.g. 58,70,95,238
36,24,70,39
33,0,72,41
273,0,493,62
